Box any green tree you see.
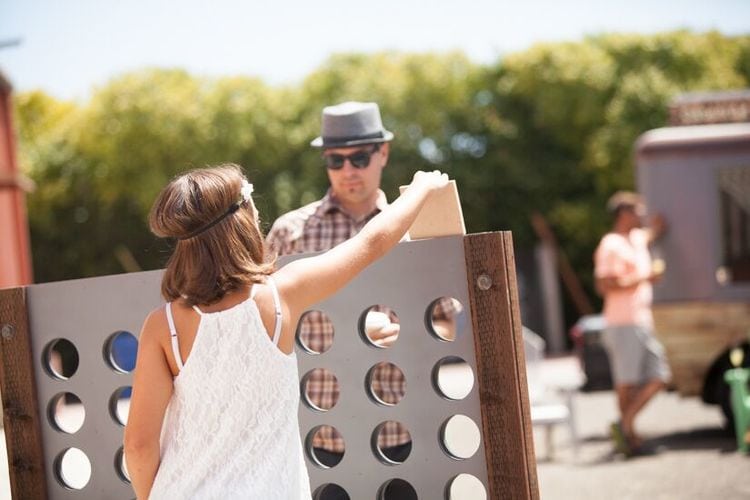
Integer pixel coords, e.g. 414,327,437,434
479,30,750,316
14,30,750,327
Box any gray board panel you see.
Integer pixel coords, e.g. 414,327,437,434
24,236,488,499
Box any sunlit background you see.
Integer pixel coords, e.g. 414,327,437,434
2,0,749,98
1,2,750,499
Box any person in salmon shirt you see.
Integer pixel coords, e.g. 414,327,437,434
594,191,671,456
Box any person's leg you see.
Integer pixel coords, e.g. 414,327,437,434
621,325,670,448
615,383,634,418
380,442,412,463
621,378,665,448
380,478,417,500
604,325,649,454
315,482,350,500
610,383,635,454
604,325,638,419
313,448,344,468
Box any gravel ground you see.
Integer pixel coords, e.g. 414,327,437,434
534,388,750,500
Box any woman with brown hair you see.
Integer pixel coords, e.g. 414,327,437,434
123,164,448,499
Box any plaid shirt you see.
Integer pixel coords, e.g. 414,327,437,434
266,189,413,451
266,189,390,255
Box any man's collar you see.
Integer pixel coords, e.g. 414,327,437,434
314,188,388,221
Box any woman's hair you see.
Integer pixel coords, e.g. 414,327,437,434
149,164,274,305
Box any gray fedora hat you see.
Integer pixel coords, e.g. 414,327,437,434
311,101,394,148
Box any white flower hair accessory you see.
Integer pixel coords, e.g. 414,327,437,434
240,179,254,203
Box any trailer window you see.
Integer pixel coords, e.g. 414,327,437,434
718,165,750,283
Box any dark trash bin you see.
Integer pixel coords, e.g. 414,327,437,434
570,314,613,391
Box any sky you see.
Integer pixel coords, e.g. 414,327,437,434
0,0,749,100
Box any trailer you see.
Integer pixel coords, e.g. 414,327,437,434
636,119,750,426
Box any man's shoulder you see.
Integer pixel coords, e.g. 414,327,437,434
272,199,325,228
266,198,327,248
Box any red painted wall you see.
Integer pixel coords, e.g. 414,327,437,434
0,72,33,287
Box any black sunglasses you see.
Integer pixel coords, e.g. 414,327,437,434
324,144,380,170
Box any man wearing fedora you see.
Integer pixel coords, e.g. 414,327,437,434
267,101,394,254
266,101,411,474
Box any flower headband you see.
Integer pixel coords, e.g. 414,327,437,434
178,179,254,240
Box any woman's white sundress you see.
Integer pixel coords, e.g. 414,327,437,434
148,278,311,499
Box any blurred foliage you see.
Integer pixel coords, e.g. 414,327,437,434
13,30,750,321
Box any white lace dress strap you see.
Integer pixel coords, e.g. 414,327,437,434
165,302,184,371
265,277,283,346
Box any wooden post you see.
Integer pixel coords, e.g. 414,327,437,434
530,212,594,317
464,232,539,500
0,287,48,499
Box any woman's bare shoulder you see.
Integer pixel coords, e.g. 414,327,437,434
139,305,168,343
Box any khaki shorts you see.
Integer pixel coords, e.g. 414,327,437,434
602,324,671,386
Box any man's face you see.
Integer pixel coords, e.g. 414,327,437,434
621,203,646,229
323,143,389,207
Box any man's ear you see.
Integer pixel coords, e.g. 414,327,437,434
380,142,390,166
